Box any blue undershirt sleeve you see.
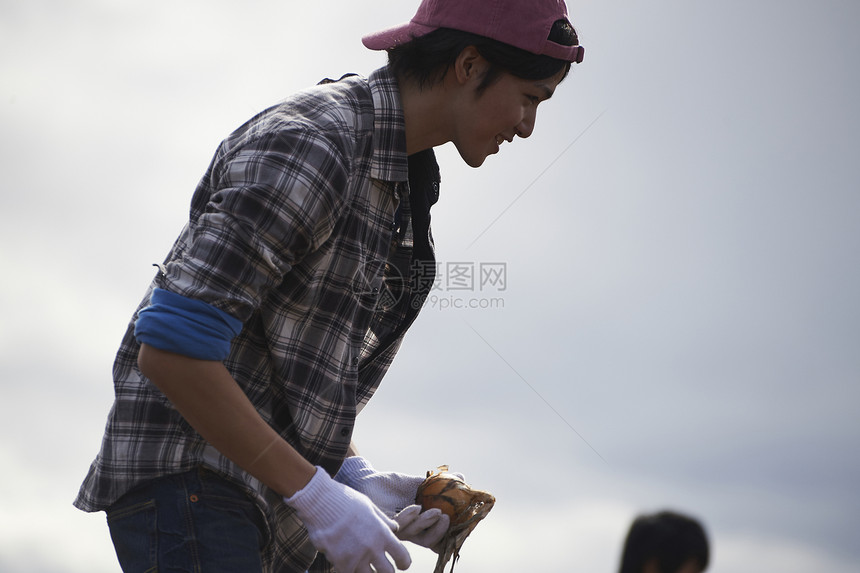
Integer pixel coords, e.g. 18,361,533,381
134,288,244,361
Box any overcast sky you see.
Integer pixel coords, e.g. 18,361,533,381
2,1,859,572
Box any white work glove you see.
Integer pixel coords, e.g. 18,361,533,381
393,505,450,551
334,456,464,517
283,466,412,573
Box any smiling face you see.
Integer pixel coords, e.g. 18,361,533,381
450,61,565,168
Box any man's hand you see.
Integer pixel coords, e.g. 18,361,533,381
284,466,411,573
335,456,463,517
394,505,450,551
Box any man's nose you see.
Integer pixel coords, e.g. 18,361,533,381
516,110,536,139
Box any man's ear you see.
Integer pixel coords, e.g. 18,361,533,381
454,46,486,85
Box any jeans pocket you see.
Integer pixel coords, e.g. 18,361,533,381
212,495,266,542
200,469,269,546
107,498,158,573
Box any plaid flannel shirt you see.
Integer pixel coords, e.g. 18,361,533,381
75,65,440,572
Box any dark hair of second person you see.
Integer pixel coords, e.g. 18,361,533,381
618,510,710,573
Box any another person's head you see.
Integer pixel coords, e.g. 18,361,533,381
362,0,585,166
619,510,710,573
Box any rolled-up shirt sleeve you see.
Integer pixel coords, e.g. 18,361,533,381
134,288,244,360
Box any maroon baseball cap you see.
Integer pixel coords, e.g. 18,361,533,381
362,0,584,64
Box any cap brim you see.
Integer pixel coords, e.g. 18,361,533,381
362,21,437,51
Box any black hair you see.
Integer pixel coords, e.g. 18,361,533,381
387,19,579,94
618,511,710,573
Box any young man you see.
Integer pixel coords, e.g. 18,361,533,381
74,0,584,571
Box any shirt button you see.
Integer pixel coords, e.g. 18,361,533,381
340,428,350,437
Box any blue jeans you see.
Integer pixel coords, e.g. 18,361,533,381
106,467,268,572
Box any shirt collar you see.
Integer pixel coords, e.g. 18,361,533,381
368,66,409,183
